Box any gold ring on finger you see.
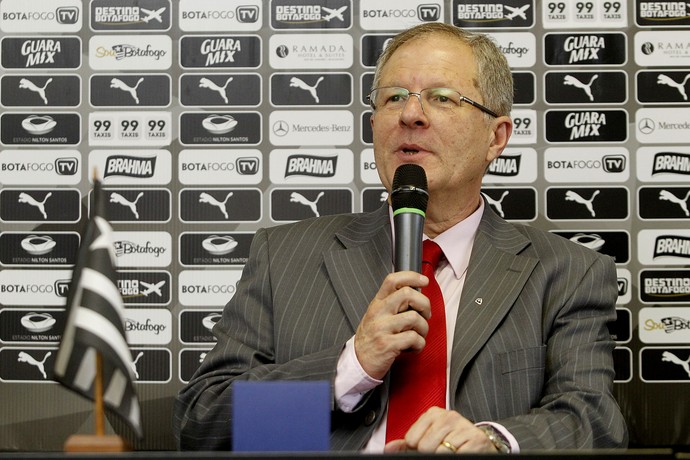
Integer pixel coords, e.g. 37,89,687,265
441,440,458,453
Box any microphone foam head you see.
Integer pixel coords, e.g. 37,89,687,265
391,164,428,212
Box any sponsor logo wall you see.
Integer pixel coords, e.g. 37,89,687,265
0,0,688,450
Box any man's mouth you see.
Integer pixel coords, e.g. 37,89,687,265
402,148,419,155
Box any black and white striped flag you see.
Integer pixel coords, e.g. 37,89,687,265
54,179,143,439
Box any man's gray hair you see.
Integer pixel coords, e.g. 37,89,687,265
372,22,513,117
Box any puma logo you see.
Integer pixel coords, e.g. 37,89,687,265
657,74,690,101
110,77,144,104
289,76,325,103
659,189,690,216
110,192,144,219
199,77,234,104
18,192,52,219
482,191,509,218
199,192,234,219
290,191,324,217
562,74,598,102
18,351,52,379
565,190,600,217
662,351,690,378
131,351,144,379
19,77,52,105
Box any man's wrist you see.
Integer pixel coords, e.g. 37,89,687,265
477,424,511,454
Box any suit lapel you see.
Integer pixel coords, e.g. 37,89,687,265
449,206,538,396
322,203,539,393
324,205,392,331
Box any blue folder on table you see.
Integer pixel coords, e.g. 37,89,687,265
232,380,331,452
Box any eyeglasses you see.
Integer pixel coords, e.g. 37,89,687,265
366,86,498,118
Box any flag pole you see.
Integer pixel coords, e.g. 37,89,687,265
95,351,105,436
91,168,107,438
63,351,131,452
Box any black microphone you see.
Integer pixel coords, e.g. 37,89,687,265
391,164,428,273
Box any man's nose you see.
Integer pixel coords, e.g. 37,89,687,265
399,94,429,127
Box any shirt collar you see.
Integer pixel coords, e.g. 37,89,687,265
388,200,484,279
429,200,483,279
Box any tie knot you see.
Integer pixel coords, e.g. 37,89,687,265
422,239,444,270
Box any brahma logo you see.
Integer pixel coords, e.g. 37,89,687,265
484,148,537,184
487,154,520,177
653,152,690,176
654,235,690,259
104,154,156,178
285,154,337,178
639,229,690,265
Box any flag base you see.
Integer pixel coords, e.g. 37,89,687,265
64,434,131,452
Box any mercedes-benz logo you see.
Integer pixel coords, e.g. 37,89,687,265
638,118,655,135
272,120,289,137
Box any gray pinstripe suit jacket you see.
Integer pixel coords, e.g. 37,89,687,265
173,202,628,451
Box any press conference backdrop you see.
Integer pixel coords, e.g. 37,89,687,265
0,0,688,451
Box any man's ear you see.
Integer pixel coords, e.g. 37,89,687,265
486,116,512,163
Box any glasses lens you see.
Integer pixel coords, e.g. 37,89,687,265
371,87,409,110
422,88,463,110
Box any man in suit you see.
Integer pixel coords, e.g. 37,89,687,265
173,23,628,453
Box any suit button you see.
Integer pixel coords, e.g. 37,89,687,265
364,410,377,426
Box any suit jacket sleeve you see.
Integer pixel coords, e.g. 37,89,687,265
504,252,626,448
172,213,388,451
172,226,343,450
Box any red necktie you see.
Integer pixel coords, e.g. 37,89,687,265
385,239,447,442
